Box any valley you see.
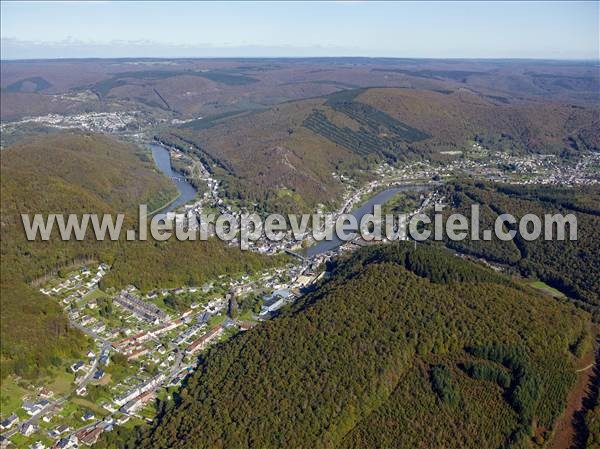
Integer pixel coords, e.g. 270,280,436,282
1,57,598,449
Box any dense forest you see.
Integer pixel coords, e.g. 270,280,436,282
100,243,591,449
0,132,279,379
435,181,600,320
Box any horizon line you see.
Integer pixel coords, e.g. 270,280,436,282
2,56,599,63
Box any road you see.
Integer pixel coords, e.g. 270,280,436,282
21,397,66,429
69,321,112,389
70,321,112,347
65,348,186,442
575,362,595,373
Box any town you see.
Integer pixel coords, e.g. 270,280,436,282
0,253,331,449
152,138,598,257
0,111,161,139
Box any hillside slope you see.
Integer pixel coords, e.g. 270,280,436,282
124,244,590,449
357,88,599,155
158,87,598,212
1,132,177,281
435,182,600,318
0,132,278,379
0,132,175,378
156,99,368,213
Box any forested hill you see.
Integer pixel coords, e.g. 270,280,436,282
0,132,176,380
0,132,279,379
119,244,591,449
1,132,178,283
436,182,600,319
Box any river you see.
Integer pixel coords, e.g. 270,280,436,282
150,143,197,215
305,184,430,257
150,143,430,256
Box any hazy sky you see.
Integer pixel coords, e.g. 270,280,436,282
1,1,598,59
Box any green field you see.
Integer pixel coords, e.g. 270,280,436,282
72,397,110,417
0,376,29,417
82,287,110,302
525,280,566,298
0,364,76,419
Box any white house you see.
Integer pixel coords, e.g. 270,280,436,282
21,422,37,436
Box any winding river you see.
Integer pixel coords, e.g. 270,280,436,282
150,143,430,256
305,185,430,257
150,143,197,215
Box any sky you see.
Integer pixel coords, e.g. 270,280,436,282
1,1,598,60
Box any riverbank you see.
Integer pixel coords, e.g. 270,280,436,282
149,143,197,216
144,191,182,218
304,184,435,258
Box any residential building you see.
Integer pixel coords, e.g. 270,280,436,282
21,422,38,436
186,327,224,355
0,414,18,430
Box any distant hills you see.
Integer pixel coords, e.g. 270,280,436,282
115,243,591,449
157,86,599,212
2,59,598,213
2,58,599,121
